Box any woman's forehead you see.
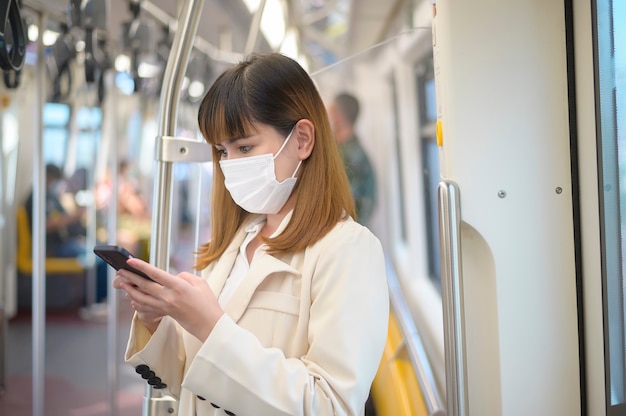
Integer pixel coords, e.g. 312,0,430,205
215,136,249,147
213,123,265,144
206,117,255,144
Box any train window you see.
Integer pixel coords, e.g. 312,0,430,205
595,0,626,413
43,102,70,127
416,58,441,286
75,107,102,169
42,102,70,166
76,106,103,129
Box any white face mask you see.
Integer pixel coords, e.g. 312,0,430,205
219,128,302,214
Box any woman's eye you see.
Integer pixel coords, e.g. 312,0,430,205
239,145,252,154
216,148,227,158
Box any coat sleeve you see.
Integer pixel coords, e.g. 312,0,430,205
182,222,389,415
125,314,187,400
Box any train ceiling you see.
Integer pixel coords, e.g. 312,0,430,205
22,0,403,72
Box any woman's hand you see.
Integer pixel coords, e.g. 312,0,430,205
113,259,224,341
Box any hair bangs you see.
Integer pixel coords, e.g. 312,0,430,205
198,69,257,146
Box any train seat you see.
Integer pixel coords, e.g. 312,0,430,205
370,309,430,416
16,205,87,310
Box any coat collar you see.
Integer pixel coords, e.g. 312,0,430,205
224,250,300,322
207,211,300,322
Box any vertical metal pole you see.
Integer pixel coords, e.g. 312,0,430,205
150,0,205,271
106,70,120,416
244,0,267,55
32,10,48,416
81,105,97,307
0,86,6,398
147,0,205,414
438,180,468,416
85,138,97,308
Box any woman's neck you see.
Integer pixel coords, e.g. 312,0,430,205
262,195,296,237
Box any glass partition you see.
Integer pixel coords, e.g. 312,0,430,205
595,0,626,413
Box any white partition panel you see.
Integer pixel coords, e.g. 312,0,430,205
432,1,581,415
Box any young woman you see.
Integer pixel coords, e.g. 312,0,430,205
114,52,389,416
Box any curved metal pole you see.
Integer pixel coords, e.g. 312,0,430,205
150,0,205,271
438,180,468,416
146,0,205,414
140,1,242,64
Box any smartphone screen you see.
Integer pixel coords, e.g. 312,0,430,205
93,245,153,281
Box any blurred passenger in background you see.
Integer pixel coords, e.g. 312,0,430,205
117,159,151,257
96,160,151,258
25,163,108,304
25,164,85,257
118,159,149,219
328,92,377,227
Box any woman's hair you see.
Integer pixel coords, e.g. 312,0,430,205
195,52,355,269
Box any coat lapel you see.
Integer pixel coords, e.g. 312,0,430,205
202,219,252,297
223,251,300,322
203,211,300,323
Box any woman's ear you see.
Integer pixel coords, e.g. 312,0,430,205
294,119,315,160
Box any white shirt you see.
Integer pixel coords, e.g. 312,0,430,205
218,217,266,307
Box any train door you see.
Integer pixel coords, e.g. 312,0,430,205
577,0,626,415
432,1,582,415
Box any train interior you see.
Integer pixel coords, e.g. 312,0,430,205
0,0,625,415
0,1,440,415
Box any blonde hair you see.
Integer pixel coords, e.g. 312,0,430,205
195,52,355,270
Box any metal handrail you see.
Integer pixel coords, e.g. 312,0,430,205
438,180,468,416
145,0,206,415
387,264,447,415
32,11,47,416
150,0,205,272
140,0,242,64
243,0,266,55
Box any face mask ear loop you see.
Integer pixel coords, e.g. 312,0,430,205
291,160,303,178
273,127,296,160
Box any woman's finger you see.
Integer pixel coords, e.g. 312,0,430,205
120,280,162,309
117,269,154,292
176,271,203,286
126,258,180,287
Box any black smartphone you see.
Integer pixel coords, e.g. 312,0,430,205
93,245,153,281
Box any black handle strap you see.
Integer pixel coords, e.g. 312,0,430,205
3,67,20,88
0,0,26,72
51,59,72,102
84,27,96,83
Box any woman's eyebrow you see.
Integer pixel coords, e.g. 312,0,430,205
228,136,254,144
216,136,248,147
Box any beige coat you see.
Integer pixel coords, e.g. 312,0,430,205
125,214,389,416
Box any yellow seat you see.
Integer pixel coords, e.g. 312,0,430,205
16,205,84,274
370,309,430,416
